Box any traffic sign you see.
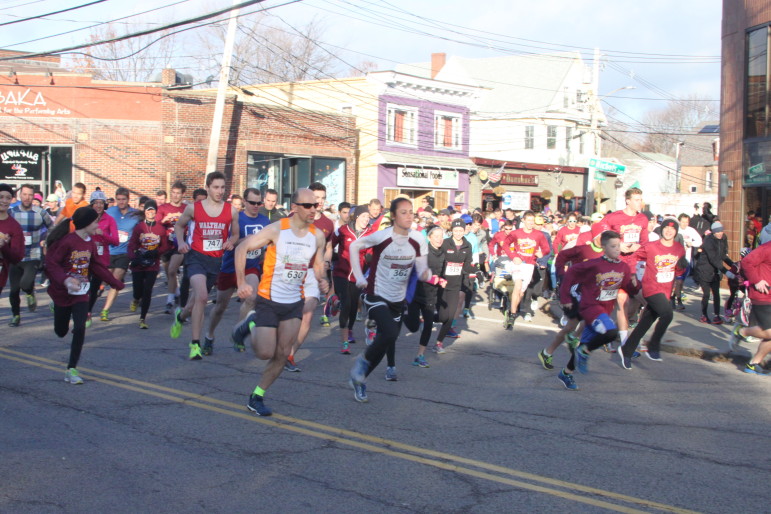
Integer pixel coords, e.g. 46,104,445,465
589,158,625,175
594,170,606,181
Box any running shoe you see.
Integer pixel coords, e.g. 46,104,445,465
85,313,92,329
557,369,578,390
170,307,183,339
26,293,37,312
645,350,662,362
350,355,369,383
347,336,357,345
320,315,330,327
284,355,301,372
728,325,746,352
340,341,351,355
523,313,533,323
538,349,554,370
433,342,446,354
100,309,110,322
188,342,203,361
231,310,256,350
247,394,273,416
165,302,174,314
49,303,54,314
8,315,20,327
129,299,138,312
638,342,648,353
64,368,84,385
139,319,149,330
565,332,579,349
446,328,460,338
462,308,470,318
574,344,590,374
560,315,568,327
349,378,368,402
365,320,377,346
412,355,429,368
743,362,769,375
712,316,724,325
385,366,398,381
619,351,632,370
676,302,685,311
699,315,710,323
530,299,538,312
40,279,50,288
202,336,214,356
356,312,362,321
324,294,340,318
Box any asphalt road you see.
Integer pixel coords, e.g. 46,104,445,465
1,282,769,513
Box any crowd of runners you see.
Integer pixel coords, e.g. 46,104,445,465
1,176,769,413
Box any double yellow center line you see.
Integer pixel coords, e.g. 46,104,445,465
0,347,698,513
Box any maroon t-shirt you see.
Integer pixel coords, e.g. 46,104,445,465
312,213,335,242
560,256,639,323
603,210,649,264
637,239,685,298
0,215,25,291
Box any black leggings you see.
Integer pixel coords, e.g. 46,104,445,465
88,275,103,313
699,278,721,317
333,275,361,330
9,260,39,316
132,270,158,319
436,288,460,341
622,293,673,356
362,294,403,374
54,302,89,369
404,299,436,347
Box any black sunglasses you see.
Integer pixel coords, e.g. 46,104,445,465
294,202,320,209
245,200,263,206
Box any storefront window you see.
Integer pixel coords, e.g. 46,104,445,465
313,158,345,209
747,26,769,138
744,140,771,185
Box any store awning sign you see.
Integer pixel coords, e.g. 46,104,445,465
0,146,45,181
397,167,459,189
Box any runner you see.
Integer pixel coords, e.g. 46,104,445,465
285,182,335,371
503,210,549,323
347,197,433,403
54,183,88,224
230,188,329,416
601,187,649,349
329,204,373,355
169,172,238,360
85,191,118,328
127,200,169,329
672,213,702,311
8,183,54,326
0,184,25,297
556,231,639,390
205,188,269,354
619,218,686,368
178,188,209,309
157,181,187,313
258,188,286,222
45,207,125,385
98,187,139,321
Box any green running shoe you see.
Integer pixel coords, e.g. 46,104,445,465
189,342,203,360
170,307,183,339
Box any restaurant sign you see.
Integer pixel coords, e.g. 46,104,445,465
500,173,538,186
397,167,459,189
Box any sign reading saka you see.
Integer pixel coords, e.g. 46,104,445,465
0,146,46,181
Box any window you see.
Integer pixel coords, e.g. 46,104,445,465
563,87,570,108
746,26,768,138
706,170,713,191
579,132,585,154
547,126,557,149
565,127,573,151
386,105,417,146
690,185,698,193
524,126,534,149
434,111,461,149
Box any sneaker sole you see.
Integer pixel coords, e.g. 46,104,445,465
644,352,662,362
619,351,632,370
349,379,368,403
246,403,272,416
557,374,577,390
538,352,554,370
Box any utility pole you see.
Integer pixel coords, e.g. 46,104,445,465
205,0,241,176
587,47,600,215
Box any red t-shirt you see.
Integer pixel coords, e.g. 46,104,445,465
190,201,232,258
637,240,686,298
157,202,187,244
553,225,581,252
503,228,550,265
560,256,639,322
603,210,649,264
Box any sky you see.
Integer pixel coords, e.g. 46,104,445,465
0,0,723,127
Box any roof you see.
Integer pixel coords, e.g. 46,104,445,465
377,151,476,170
680,122,719,166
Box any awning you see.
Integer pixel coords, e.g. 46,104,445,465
377,151,477,171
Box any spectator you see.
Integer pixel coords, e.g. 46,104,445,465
694,221,732,324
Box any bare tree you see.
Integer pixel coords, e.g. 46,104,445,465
197,13,340,86
66,22,181,83
638,94,719,154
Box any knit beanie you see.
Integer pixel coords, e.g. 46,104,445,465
72,206,99,230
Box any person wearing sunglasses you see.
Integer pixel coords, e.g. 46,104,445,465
204,188,270,356
230,187,330,416
553,214,581,254
169,171,240,361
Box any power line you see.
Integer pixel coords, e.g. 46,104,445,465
0,0,108,27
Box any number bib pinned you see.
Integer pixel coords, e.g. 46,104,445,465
282,261,307,284
598,289,618,302
203,238,222,252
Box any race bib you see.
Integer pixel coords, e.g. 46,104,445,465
623,232,640,244
656,271,674,283
445,262,463,276
598,289,618,302
118,231,129,243
24,233,32,246
389,265,411,281
97,243,104,256
169,232,176,242
282,262,307,284
246,249,261,260
203,238,223,252
70,280,90,296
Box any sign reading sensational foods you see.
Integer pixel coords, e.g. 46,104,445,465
500,172,538,186
0,146,46,181
396,167,459,189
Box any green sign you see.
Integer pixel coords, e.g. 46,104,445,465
746,162,771,185
589,158,626,175
594,170,606,182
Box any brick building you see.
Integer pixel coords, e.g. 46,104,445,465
0,52,356,205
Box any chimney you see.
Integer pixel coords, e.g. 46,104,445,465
431,53,446,79
161,68,177,87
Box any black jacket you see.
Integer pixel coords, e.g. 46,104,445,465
694,234,732,283
414,243,445,306
440,237,476,291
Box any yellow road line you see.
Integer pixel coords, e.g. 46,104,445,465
0,347,699,514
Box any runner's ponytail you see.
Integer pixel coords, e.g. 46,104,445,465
46,219,72,248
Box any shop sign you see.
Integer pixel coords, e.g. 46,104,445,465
0,146,45,181
501,191,531,211
500,173,538,186
397,167,459,189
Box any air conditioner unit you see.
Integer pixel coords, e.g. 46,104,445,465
689,185,697,193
